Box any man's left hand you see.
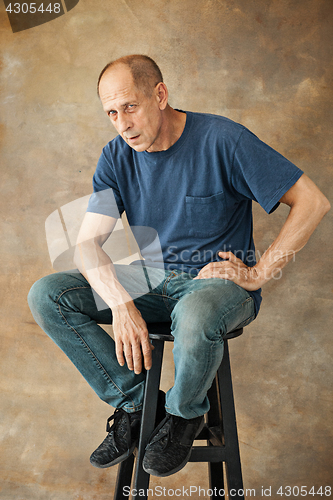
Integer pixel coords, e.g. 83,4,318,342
194,251,261,291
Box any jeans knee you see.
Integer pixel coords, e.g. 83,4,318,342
171,293,225,346
27,275,56,320
28,278,43,311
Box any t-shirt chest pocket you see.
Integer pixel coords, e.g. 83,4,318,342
185,191,228,238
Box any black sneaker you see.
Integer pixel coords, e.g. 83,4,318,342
142,412,205,477
90,407,141,468
90,391,166,469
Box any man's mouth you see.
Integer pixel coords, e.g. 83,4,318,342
127,135,140,142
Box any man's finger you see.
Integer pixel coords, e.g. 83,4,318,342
123,342,135,371
218,251,239,262
115,339,125,367
131,342,143,374
141,339,154,371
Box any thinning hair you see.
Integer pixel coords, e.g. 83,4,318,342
97,55,163,98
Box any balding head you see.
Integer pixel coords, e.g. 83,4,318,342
97,55,184,154
97,55,163,98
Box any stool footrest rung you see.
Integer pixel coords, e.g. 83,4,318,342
190,445,227,463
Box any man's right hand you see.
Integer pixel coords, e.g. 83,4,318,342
112,301,153,375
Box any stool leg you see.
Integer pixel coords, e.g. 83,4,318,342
207,377,225,499
113,453,135,500
132,339,165,500
217,340,244,500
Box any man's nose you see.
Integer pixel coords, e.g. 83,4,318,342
117,112,133,134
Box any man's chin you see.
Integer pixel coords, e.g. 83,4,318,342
128,141,150,153
122,136,147,152
129,144,147,152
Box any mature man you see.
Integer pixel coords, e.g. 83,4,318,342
28,55,330,477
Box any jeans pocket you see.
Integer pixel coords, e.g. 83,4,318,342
185,191,228,238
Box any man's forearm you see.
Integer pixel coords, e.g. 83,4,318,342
74,241,133,309
254,193,330,287
254,177,330,288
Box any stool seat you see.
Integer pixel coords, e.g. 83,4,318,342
148,333,174,341
148,321,243,341
114,322,245,500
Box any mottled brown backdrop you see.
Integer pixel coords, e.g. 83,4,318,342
0,0,332,499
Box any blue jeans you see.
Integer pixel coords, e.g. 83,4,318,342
28,265,255,419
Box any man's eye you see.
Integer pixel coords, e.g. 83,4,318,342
108,111,116,117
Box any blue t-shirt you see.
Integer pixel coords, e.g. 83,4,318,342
87,111,303,314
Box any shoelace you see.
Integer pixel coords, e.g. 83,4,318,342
147,413,203,449
147,413,174,450
106,408,132,452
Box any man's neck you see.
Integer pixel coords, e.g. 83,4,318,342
147,106,186,153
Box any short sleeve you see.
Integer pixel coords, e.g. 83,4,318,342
232,129,304,213
86,147,124,218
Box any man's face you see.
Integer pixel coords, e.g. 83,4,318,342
99,65,164,153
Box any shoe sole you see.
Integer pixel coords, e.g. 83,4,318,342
90,441,137,469
142,417,205,477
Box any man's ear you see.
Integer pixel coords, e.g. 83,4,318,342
155,82,168,110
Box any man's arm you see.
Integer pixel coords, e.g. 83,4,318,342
74,212,152,374
195,174,331,289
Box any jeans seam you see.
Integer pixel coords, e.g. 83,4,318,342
219,296,255,333
162,271,180,313
192,340,217,416
55,286,137,410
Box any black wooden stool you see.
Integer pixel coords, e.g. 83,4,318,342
114,322,245,500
